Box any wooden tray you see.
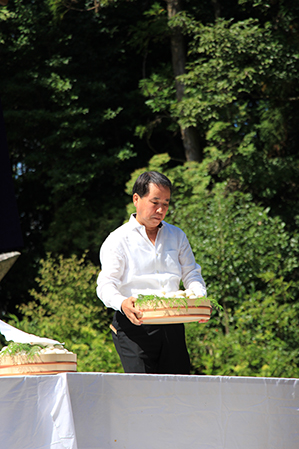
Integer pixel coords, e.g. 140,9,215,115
139,297,211,324
0,352,77,376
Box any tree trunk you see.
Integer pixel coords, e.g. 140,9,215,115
165,0,202,162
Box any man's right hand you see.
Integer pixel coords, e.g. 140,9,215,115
121,296,143,325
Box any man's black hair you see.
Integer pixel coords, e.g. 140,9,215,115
132,171,172,198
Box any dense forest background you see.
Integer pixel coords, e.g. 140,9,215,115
1,0,299,376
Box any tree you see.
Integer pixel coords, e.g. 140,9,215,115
135,2,299,229
166,0,202,162
0,0,154,314
158,5,299,225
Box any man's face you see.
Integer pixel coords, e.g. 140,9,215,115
133,183,171,231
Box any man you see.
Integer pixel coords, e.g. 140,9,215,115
97,171,206,374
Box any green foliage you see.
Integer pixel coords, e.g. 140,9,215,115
187,277,299,378
0,0,150,263
0,0,157,314
128,1,168,55
10,253,122,373
137,7,299,225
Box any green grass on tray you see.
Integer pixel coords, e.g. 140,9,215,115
136,294,222,311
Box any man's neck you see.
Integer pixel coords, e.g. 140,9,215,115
146,227,158,245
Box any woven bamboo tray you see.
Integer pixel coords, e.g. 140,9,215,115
0,352,77,376
139,297,211,324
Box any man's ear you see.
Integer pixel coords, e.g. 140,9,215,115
133,193,139,206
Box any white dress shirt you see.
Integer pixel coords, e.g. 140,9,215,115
96,214,207,312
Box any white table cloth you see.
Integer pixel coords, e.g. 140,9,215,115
0,373,298,449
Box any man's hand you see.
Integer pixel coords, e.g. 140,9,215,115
121,296,143,325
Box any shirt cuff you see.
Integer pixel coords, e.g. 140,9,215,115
188,281,207,297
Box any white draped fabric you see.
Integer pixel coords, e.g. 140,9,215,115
0,319,62,346
0,373,298,449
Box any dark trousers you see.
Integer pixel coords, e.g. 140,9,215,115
111,311,190,374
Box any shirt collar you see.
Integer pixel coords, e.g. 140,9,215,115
130,213,164,230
